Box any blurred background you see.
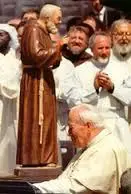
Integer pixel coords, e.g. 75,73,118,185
0,0,91,34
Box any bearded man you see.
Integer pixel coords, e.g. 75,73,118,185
62,24,93,67
110,19,131,125
111,19,131,65
61,31,131,157
17,4,62,167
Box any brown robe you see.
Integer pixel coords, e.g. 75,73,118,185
17,20,61,166
62,44,92,67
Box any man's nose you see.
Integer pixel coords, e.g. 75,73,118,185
102,48,108,55
122,35,128,40
121,33,128,40
75,38,80,43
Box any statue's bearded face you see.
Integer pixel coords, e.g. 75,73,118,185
46,9,62,34
112,23,131,58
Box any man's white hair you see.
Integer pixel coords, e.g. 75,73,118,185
88,31,111,49
40,4,61,19
71,104,105,129
111,19,131,32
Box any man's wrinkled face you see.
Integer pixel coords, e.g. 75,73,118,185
46,9,62,34
0,30,10,49
68,30,88,55
112,23,131,57
50,9,62,29
68,111,91,148
92,35,111,64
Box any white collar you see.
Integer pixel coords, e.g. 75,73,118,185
88,128,112,148
99,6,106,15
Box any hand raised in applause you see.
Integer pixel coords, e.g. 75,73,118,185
98,71,114,92
94,72,101,90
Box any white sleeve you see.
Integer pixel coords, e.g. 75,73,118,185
112,76,131,106
0,54,22,99
34,147,116,194
60,70,98,108
34,178,71,193
34,174,92,194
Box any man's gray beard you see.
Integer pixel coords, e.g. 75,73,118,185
97,57,109,66
113,43,131,61
70,48,83,55
46,21,58,34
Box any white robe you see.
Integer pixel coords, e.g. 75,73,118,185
73,58,131,156
34,129,131,194
53,57,74,141
110,51,131,123
0,48,21,175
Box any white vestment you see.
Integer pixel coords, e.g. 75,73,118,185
53,57,74,141
110,51,131,123
72,58,131,156
34,129,131,194
0,48,21,175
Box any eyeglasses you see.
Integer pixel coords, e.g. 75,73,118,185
112,32,131,38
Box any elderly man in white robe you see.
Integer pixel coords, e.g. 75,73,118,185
110,19,131,124
0,24,21,176
31,104,131,194
61,31,131,157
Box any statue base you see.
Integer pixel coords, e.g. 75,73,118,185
14,165,62,183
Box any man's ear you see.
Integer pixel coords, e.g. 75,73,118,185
86,122,94,128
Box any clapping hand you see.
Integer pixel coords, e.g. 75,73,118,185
94,71,114,92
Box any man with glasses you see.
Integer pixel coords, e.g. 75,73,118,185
111,19,131,63
61,31,131,157
110,19,131,129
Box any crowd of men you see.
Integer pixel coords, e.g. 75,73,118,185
1,0,131,193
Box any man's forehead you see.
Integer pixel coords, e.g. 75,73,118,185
115,23,131,32
69,110,80,123
70,30,86,36
95,35,111,44
53,9,62,16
